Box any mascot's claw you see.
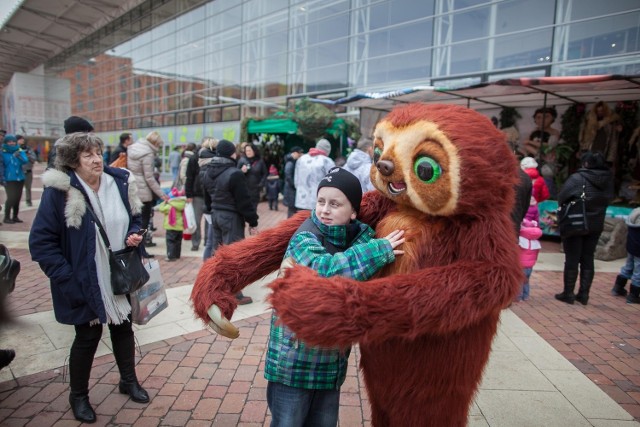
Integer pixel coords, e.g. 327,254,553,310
207,304,239,339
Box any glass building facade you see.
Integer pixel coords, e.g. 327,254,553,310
47,0,640,146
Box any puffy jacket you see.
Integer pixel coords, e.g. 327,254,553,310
294,151,335,210
1,144,27,182
344,149,375,193
519,221,542,268
158,197,187,231
557,167,614,235
202,156,258,227
523,168,550,203
127,138,164,202
185,147,216,202
29,167,143,325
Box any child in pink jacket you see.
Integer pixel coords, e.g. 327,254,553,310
518,218,543,301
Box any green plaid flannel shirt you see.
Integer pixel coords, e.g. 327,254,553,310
265,211,395,390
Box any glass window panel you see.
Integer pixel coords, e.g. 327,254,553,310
302,0,350,23
369,0,434,30
306,63,348,92
307,14,349,44
452,7,491,42
566,0,638,21
207,0,237,15
243,0,289,21
368,20,433,58
176,19,204,46
453,0,489,9
364,50,430,86
151,19,175,39
562,13,640,61
207,5,241,35
153,34,176,55
450,39,488,75
493,28,553,69
306,40,349,69
191,110,204,124
206,108,221,122
496,0,554,35
131,31,150,50
222,106,240,121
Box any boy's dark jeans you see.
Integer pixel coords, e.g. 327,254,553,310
165,230,183,260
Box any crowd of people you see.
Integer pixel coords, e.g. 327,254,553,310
0,105,632,424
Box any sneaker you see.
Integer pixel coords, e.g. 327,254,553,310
12,218,23,223
191,246,199,251
3,218,14,224
26,201,32,207
627,294,640,304
145,242,157,247
164,257,177,262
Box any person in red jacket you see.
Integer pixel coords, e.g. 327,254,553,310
517,218,542,302
520,156,550,203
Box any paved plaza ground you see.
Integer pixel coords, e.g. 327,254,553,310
0,163,639,426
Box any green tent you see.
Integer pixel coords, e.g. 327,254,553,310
247,119,298,134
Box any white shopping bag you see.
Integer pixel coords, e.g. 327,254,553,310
130,260,168,325
183,202,197,234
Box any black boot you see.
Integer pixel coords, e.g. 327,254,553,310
69,392,96,423
612,274,628,296
627,285,640,304
0,349,15,369
575,270,594,305
69,326,100,423
555,269,578,304
112,326,149,404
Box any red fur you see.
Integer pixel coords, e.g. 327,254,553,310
193,104,522,426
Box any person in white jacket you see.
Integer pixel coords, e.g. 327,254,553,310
294,138,335,211
344,136,375,193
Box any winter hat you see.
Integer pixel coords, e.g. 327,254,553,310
2,134,17,144
64,116,94,134
269,165,278,175
315,138,331,155
216,139,236,158
520,157,538,170
290,146,304,153
317,167,362,214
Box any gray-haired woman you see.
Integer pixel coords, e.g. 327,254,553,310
29,133,150,423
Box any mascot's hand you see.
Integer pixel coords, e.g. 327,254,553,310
207,303,239,339
269,265,360,348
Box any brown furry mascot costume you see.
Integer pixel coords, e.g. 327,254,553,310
191,104,522,426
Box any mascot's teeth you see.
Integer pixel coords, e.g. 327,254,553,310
388,182,407,195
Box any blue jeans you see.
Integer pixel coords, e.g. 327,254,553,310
620,253,640,287
518,267,532,301
267,381,340,427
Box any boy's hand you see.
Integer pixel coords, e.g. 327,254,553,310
384,229,405,255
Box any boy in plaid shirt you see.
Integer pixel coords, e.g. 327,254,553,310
265,167,404,426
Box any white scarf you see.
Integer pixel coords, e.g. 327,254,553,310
78,173,131,325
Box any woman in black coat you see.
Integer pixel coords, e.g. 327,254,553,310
555,151,614,305
237,143,267,210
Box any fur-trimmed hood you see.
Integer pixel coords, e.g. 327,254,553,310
42,168,143,229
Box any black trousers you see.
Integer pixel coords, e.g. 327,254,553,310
4,181,23,219
69,320,135,394
562,232,601,272
165,229,183,260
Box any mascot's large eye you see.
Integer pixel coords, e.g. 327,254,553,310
413,156,442,183
373,147,382,163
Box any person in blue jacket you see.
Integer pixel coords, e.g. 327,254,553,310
1,134,28,224
29,133,151,423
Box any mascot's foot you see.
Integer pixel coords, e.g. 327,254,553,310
207,305,240,339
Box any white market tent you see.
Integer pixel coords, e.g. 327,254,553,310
322,75,640,112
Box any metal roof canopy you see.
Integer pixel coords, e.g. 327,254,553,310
0,0,149,87
326,75,640,112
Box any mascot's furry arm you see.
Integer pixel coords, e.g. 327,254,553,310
190,190,393,331
269,217,521,348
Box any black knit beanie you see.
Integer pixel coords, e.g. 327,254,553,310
317,167,362,214
64,116,94,134
216,139,236,158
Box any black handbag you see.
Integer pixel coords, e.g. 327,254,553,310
0,244,20,298
86,205,149,295
557,180,589,237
